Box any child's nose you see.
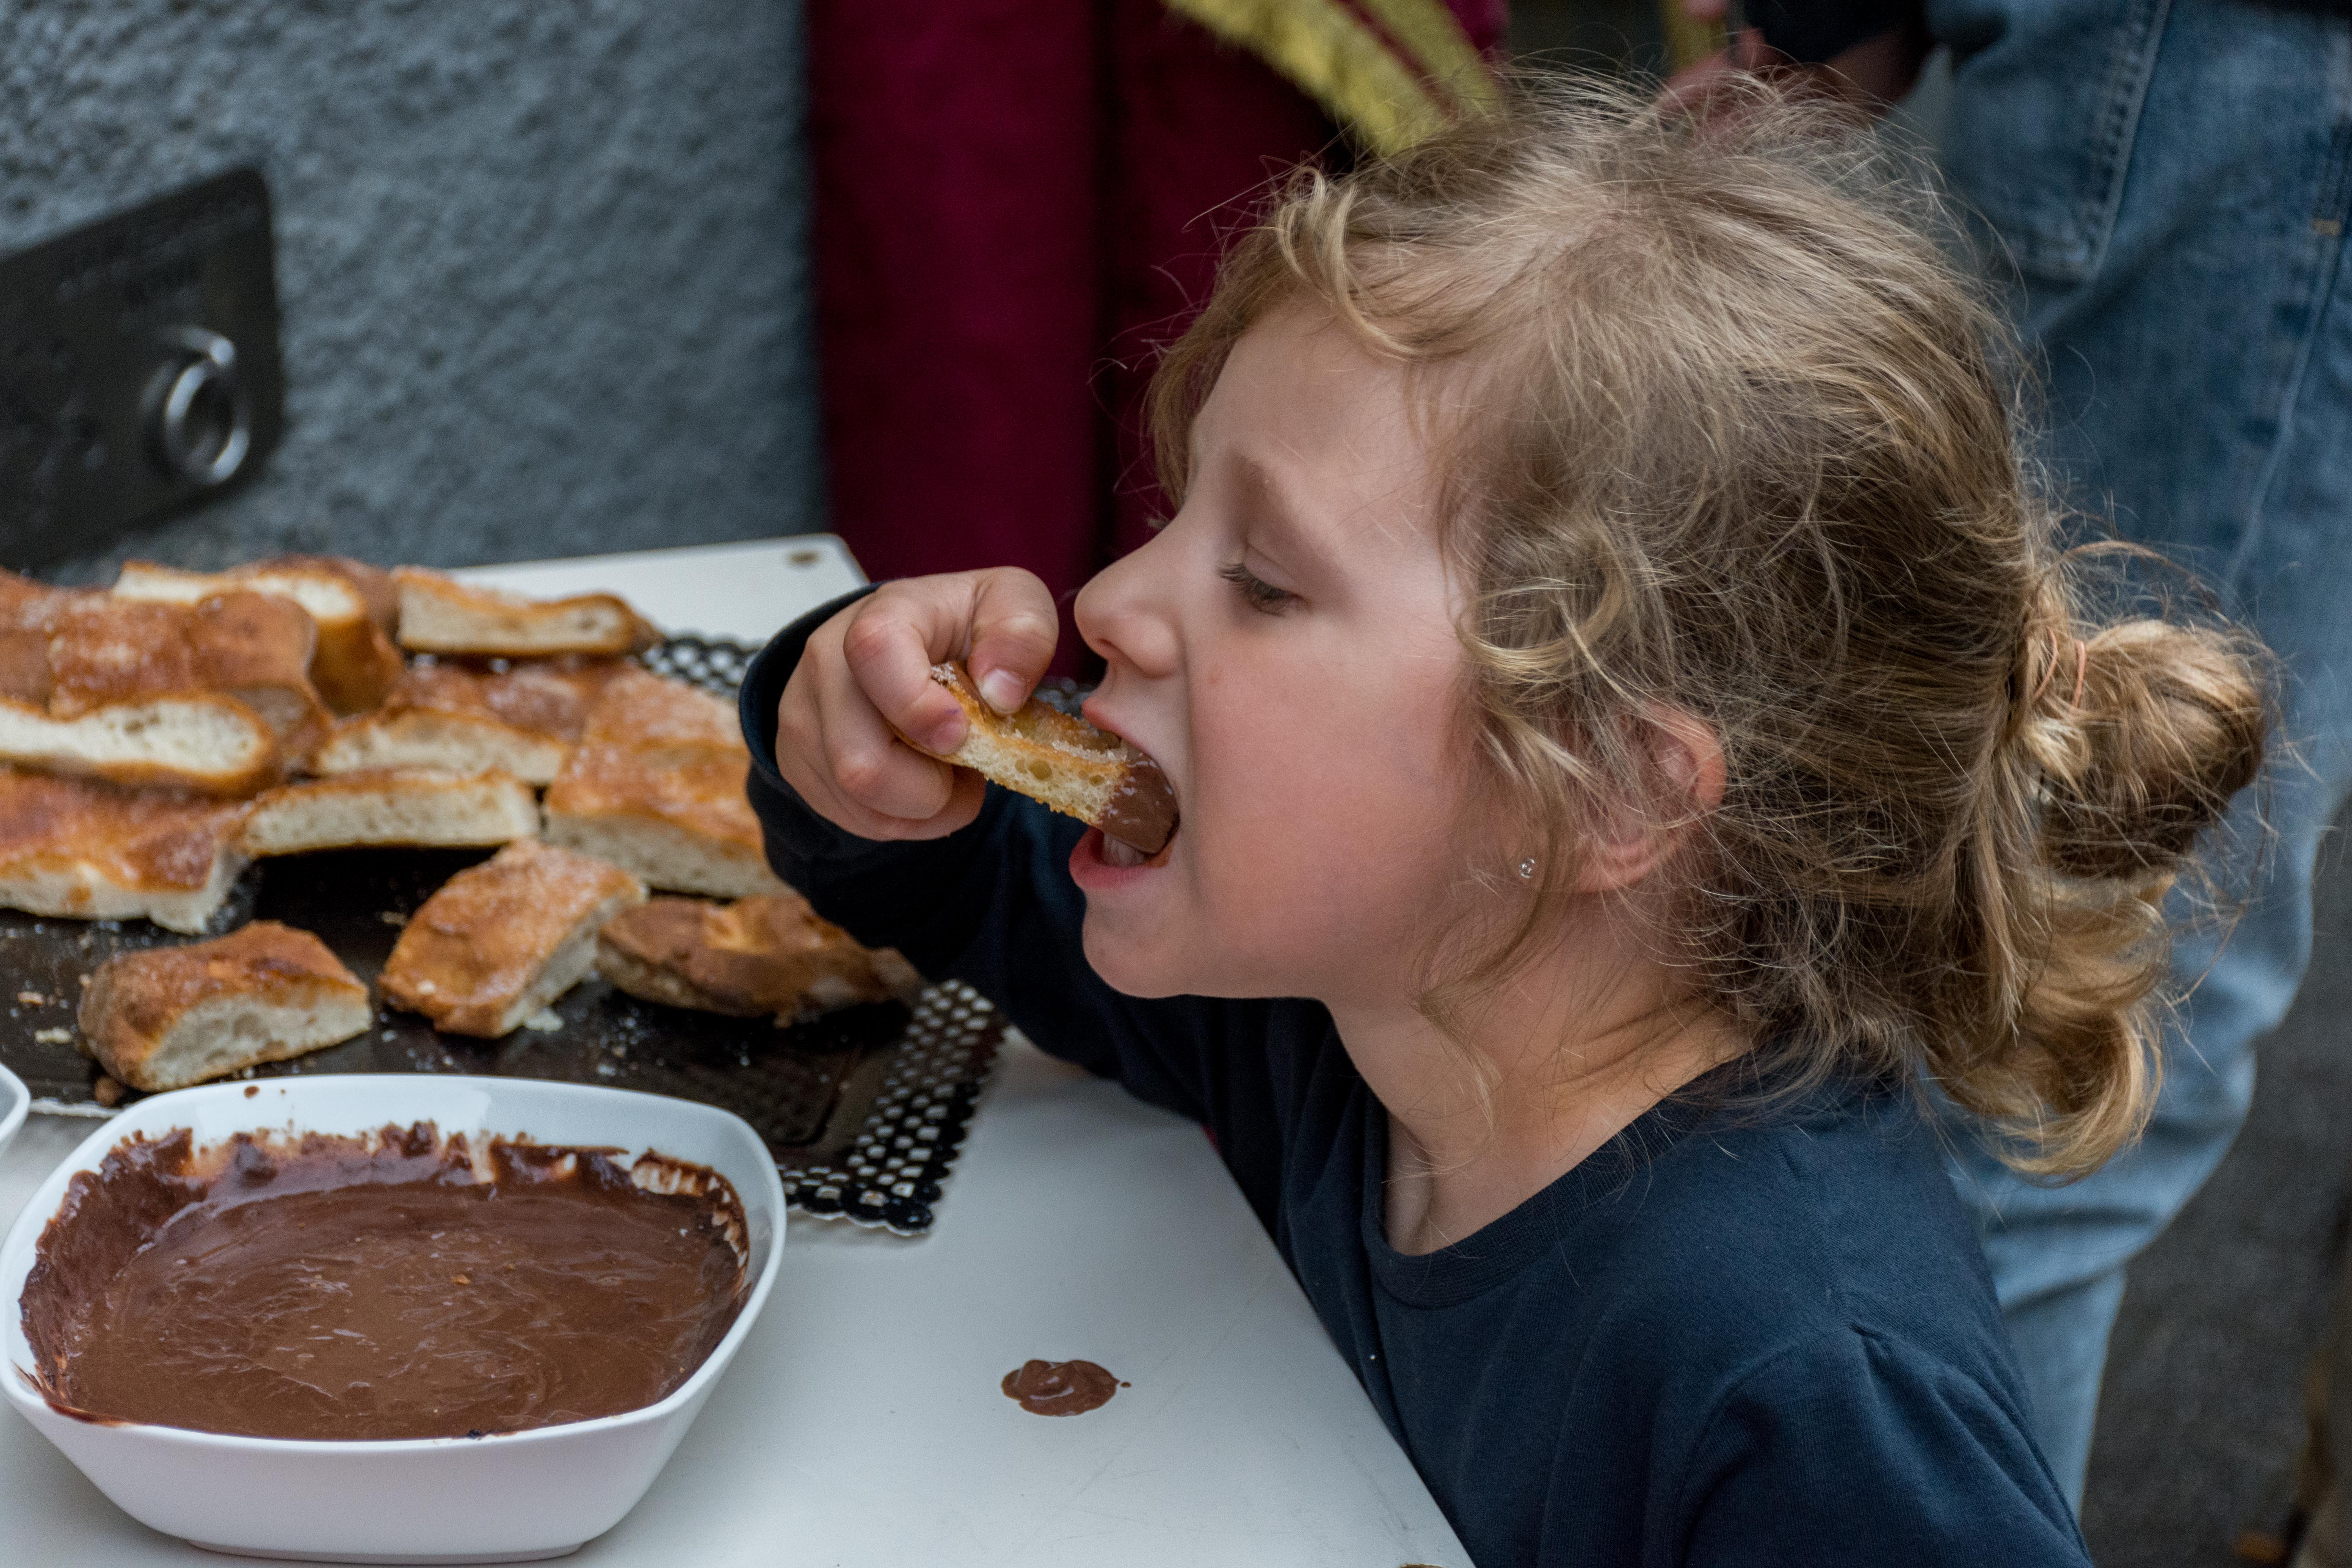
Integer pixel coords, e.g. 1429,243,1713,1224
1075,535,1180,678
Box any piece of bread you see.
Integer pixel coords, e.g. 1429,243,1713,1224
76,920,372,1092
114,557,405,715
596,893,920,1021
542,744,781,898
902,661,1178,854
313,657,626,784
579,665,742,750
379,837,646,1037
241,768,539,857
0,768,250,933
393,568,657,658
0,694,281,797
32,589,329,762
539,669,780,898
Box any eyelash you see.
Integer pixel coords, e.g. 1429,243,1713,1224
1219,559,1296,614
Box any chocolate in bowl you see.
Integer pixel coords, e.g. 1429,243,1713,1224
19,1120,749,1441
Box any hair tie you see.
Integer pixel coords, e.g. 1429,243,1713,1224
2023,633,2090,715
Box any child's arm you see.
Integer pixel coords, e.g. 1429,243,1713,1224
741,580,1296,1198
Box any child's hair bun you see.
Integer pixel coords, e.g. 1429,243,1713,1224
2027,617,2269,883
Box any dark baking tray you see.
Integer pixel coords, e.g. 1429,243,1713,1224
0,635,1007,1236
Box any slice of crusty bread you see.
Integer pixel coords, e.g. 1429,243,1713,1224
241,768,539,857
0,694,281,797
595,893,921,1021
902,662,1178,854
77,920,372,1092
312,657,626,784
33,590,328,761
0,768,250,933
539,668,781,897
393,568,658,658
380,837,646,1037
542,744,782,898
114,557,405,715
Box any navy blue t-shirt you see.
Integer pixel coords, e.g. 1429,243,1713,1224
740,597,2090,1568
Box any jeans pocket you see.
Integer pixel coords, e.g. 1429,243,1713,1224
1930,0,2171,282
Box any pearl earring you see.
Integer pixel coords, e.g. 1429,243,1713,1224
1515,857,1538,882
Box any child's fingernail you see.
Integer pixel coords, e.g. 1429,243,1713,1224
979,669,1027,713
930,712,968,754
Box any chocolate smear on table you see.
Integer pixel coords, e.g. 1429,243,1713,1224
1000,1358,1123,1416
18,1121,747,1441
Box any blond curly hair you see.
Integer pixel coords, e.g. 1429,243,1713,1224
1147,78,2272,1178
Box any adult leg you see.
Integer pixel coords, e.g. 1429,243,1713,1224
1930,0,2352,1505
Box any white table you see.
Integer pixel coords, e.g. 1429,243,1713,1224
0,536,1468,1568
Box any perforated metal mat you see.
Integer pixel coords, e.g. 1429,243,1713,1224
0,635,1006,1236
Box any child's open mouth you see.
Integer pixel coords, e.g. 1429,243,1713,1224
1071,821,1177,885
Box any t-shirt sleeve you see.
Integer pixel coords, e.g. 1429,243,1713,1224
736,595,1290,1173
1669,1325,2090,1568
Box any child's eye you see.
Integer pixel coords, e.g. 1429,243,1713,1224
1219,559,1296,615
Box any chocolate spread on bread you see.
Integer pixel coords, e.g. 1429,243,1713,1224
1000,1358,1122,1416
19,1122,746,1441
1100,757,1178,858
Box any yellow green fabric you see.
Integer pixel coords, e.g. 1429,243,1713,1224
1160,0,1497,156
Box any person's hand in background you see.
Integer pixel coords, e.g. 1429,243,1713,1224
1660,1,1933,125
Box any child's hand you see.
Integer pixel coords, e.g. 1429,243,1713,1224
775,568,1060,840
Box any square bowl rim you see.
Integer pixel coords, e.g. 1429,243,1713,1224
0,1063,25,1156
1,1073,787,1454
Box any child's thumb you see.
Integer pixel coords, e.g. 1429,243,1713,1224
965,568,1060,713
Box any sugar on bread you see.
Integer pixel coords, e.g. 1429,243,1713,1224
114,556,403,715
76,920,372,1092
240,768,539,857
35,589,328,756
394,567,658,659
540,668,782,898
314,657,626,785
595,892,921,1022
379,836,646,1038
903,662,1177,854
0,767,250,933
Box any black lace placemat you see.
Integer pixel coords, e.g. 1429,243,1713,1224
0,634,1004,1237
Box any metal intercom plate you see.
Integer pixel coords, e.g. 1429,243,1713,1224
0,168,284,567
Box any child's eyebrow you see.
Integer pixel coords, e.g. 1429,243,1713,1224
1232,452,1333,578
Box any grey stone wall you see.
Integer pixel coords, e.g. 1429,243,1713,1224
0,0,820,583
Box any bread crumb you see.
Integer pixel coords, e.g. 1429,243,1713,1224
33,1027,71,1044
16,990,44,1005
521,1008,564,1033
92,1074,124,1107
378,911,408,927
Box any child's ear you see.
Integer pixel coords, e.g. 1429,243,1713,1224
1572,706,1726,895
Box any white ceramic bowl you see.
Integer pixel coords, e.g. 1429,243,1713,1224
2,1075,786,1564
0,1062,25,1162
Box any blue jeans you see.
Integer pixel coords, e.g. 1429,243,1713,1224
1927,0,2352,1509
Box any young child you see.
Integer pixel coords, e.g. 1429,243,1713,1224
742,83,2268,1566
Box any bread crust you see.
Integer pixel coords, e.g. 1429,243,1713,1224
540,671,781,897
595,894,918,1020
314,657,626,784
241,768,539,856
0,768,250,933
904,662,1178,854
393,568,657,658
115,557,405,715
380,837,647,1037
77,920,372,1091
